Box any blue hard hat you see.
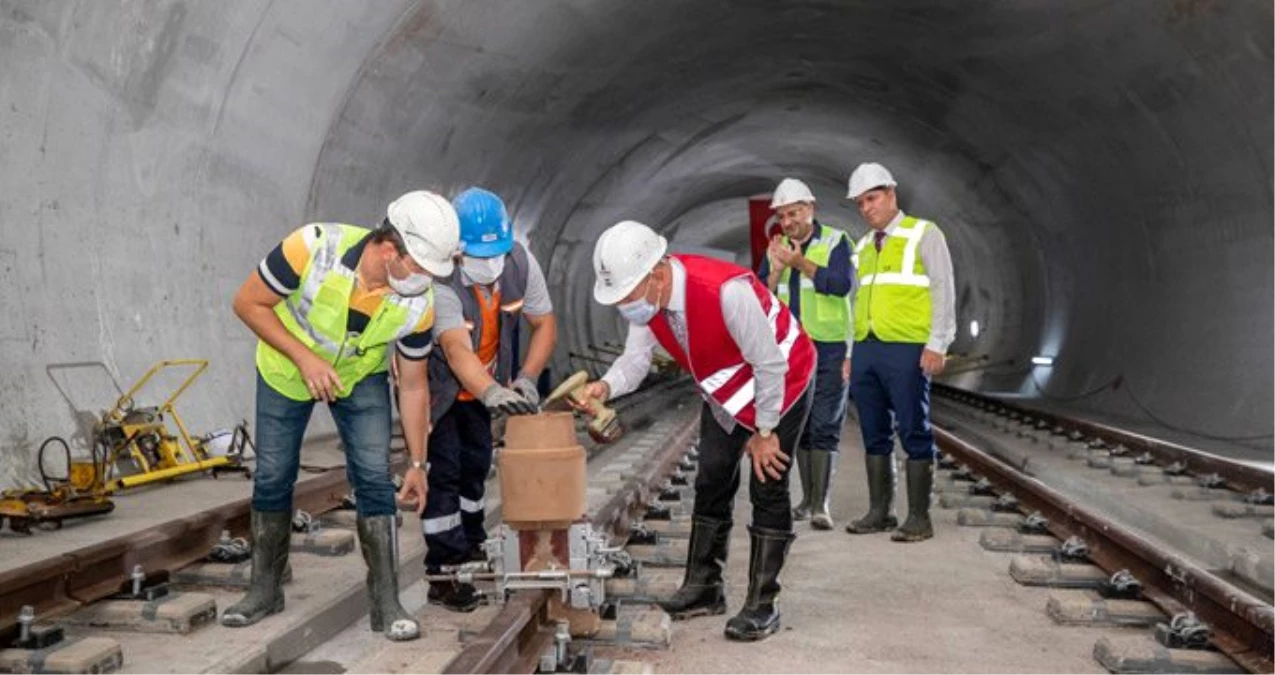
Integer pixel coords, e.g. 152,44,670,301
453,187,513,258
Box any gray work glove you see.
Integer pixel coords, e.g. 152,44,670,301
509,374,540,408
480,384,538,416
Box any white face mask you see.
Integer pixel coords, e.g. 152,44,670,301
461,254,505,286
385,259,432,297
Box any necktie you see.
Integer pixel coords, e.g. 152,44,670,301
874,230,887,252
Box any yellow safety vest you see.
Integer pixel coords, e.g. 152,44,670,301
775,224,852,343
255,224,434,401
852,216,936,343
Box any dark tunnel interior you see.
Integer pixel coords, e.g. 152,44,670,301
0,0,1271,486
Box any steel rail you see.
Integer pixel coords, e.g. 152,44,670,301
934,426,1274,673
0,454,379,643
443,396,700,674
932,384,1273,495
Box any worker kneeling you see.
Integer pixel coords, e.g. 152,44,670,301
225,191,462,641
581,221,815,641
420,187,556,612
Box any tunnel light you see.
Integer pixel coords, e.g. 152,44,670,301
969,320,980,338
1031,356,1055,367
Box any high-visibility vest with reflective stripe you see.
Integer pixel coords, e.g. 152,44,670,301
851,216,935,343
775,223,852,343
255,224,434,401
428,242,531,423
648,255,815,430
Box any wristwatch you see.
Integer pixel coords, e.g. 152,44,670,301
758,427,773,439
410,459,425,471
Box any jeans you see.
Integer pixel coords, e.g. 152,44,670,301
849,340,936,461
692,383,814,532
252,372,397,516
800,345,850,453
422,399,493,570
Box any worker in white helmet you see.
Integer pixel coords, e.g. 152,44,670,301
758,178,855,531
578,220,816,642
843,163,956,543
225,191,463,641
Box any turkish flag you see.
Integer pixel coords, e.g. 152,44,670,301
748,196,781,273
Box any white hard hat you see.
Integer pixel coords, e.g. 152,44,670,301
592,220,668,305
386,191,461,277
769,178,816,209
846,162,898,200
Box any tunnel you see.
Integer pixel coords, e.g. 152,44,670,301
1,0,1271,488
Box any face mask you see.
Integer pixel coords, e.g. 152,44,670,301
385,259,432,297
617,277,661,325
461,254,505,286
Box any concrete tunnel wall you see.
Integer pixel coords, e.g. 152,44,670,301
0,0,1270,489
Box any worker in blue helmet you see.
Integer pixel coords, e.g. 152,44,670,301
417,187,558,611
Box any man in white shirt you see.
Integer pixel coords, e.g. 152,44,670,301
579,220,815,642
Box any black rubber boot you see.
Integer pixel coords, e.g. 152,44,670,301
892,459,934,542
845,454,899,534
791,448,813,521
657,516,730,620
809,451,838,530
358,515,420,640
222,510,292,627
428,580,481,613
723,526,795,642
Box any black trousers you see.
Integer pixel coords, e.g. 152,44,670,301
691,384,814,531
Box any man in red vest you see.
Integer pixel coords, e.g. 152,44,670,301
580,220,816,642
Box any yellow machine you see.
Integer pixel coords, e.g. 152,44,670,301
92,359,244,491
1,360,248,533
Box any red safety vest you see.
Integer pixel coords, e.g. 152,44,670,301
648,255,815,430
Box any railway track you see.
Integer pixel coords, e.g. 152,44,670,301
930,385,1274,674
0,374,699,674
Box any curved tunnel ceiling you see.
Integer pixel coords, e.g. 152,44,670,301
0,0,1270,486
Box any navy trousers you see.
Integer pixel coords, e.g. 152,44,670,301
422,400,493,570
849,340,936,461
801,346,850,453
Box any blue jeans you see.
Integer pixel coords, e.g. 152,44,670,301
801,344,850,453
849,341,936,461
423,400,493,570
252,372,397,517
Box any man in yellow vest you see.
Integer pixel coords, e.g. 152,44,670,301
757,178,855,531
225,191,462,641
843,163,955,543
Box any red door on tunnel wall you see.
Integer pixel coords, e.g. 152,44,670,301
749,196,781,273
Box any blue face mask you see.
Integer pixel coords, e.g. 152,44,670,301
617,277,661,325
618,298,658,325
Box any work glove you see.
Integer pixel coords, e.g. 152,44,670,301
509,374,541,408
480,384,538,416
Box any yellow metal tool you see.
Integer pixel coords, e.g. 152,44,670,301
92,359,241,491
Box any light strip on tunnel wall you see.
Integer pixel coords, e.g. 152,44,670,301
1031,356,1055,367
969,320,980,339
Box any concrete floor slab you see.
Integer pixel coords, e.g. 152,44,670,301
596,421,1122,673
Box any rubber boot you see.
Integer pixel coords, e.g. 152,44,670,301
791,448,813,521
357,515,420,640
723,526,795,642
222,510,292,627
845,454,899,534
809,451,838,530
657,516,730,620
892,459,934,542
